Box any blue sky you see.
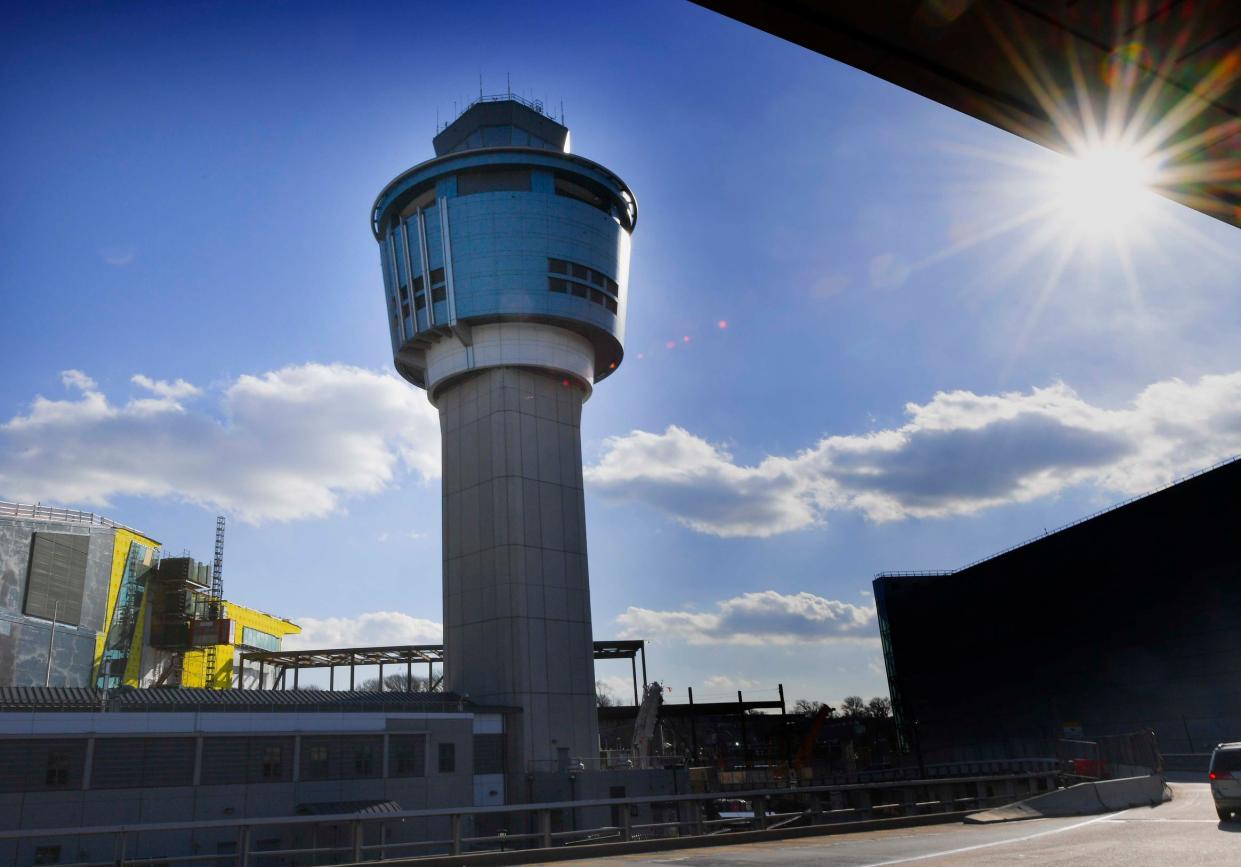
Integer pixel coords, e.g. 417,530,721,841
4,0,1241,706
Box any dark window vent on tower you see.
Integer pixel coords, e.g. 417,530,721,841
554,177,611,216
547,258,619,313
457,168,532,196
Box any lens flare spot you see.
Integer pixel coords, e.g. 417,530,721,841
1050,145,1156,238
717,319,728,329
682,335,691,343
665,340,676,349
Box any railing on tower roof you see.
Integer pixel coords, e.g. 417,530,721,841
440,91,561,131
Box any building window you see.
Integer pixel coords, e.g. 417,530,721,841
429,267,445,285
457,167,532,196
414,294,427,310
438,742,455,773
353,743,376,777
554,176,611,216
45,751,70,787
402,303,411,318
473,734,504,775
389,735,425,778
431,286,446,303
261,746,282,780
242,627,280,652
546,259,619,312
307,745,329,779
33,846,61,866
412,275,424,294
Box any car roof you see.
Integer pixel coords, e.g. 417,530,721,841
1214,742,1241,751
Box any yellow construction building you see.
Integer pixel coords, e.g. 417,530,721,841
0,501,298,689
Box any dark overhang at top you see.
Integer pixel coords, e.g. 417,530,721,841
692,1,1241,230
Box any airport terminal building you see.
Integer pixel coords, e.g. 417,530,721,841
875,456,1241,760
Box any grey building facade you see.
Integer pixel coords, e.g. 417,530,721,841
0,688,507,866
0,505,128,688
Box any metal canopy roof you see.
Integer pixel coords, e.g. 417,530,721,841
693,0,1241,230
243,640,646,669
241,644,446,669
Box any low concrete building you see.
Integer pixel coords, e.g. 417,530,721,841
0,687,507,865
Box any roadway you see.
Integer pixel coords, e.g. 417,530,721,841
543,780,1234,866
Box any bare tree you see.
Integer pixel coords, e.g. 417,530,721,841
840,695,867,718
595,680,618,707
866,696,892,719
793,699,834,717
359,672,437,692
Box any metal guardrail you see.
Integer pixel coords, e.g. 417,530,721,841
0,771,1056,866
876,452,1241,578
0,500,140,533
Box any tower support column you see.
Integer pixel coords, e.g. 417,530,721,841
438,366,599,769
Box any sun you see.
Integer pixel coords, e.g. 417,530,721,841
1048,144,1159,239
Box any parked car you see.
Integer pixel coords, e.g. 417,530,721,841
1208,742,1241,821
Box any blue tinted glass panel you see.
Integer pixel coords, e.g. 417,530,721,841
242,628,280,652
392,231,407,287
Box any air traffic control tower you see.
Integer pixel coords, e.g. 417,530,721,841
371,96,635,770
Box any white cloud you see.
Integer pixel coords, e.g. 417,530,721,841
616,590,877,646
702,674,759,690
61,370,97,392
596,675,634,703
586,373,1241,537
286,611,443,649
131,374,202,401
0,363,440,523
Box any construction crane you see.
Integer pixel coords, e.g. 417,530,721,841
203,515,225,688
632,681,664,767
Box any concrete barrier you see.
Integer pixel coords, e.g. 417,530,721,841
966,775,1170,823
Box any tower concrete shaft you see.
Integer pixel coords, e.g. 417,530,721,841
372,94,636,772
439,367,597,767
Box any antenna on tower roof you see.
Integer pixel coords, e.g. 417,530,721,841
479,73,483,100
506,72,511,99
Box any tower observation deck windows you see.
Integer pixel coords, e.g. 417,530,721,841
554,176,611,217
456,167,532,196
547,258,619,313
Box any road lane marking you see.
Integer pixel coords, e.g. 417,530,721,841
856,810,1128,866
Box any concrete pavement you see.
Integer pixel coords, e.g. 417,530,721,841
542,782,1235,866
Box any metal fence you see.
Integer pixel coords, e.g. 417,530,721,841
0,500,139,532
0,771,1058,866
